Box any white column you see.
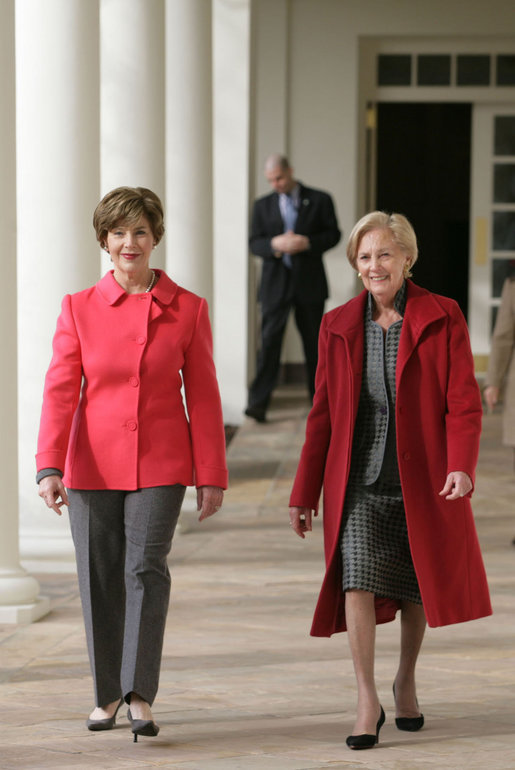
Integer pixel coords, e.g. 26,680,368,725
0,0,47,622
249,0,290,378
165,0,213,302
16,0,100,566
100,0,166,274
212,0,251,424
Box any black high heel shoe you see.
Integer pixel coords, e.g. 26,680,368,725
393,683,424,731
86,698,124,731
127,708,160,743
346,705,385,750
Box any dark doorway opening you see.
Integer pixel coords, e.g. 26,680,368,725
376,102,471,318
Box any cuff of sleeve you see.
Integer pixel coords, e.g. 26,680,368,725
36,468,63,485
194,467,229,490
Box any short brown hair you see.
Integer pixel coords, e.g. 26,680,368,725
346,211,418,276
93,187,165,247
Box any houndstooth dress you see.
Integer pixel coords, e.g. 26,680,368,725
340,282,422,604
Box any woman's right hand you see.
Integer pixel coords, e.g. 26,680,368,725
38,475,69,516
484,385,499,413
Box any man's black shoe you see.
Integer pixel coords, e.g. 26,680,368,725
244,406,267,423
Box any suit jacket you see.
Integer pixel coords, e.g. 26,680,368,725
36,270,228,491
290,281,491,636
249,182,340,308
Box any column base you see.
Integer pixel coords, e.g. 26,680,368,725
0,595,50,624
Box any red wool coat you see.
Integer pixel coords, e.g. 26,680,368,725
290,281,492,637
37,270,228,491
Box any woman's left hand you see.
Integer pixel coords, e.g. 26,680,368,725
289,506,316,538
438,471,473,500
197,485,224,521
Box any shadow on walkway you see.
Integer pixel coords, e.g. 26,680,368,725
1,386,514,769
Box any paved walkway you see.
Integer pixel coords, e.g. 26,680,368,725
1,386,514,770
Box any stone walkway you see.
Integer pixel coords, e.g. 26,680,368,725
1,386,514,769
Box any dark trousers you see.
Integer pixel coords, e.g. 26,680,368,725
68,485,185,707
248,299,324,410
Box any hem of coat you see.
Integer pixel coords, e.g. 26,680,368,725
310,596,400,637
60,468,227,491
62,475,193,491
426,605,493,629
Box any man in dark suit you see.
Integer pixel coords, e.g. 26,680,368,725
245,154,341,422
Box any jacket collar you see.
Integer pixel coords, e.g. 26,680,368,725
96,269,178,306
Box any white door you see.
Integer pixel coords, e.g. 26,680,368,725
469,104,515,360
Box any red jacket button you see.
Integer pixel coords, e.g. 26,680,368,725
129,376,139,387
136,335,146,345
127,420,137,431
403,451,411,460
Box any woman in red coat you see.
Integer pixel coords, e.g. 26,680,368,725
289,212,491,750
37,187,228,741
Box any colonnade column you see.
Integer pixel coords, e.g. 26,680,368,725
100,0,166,274
165,0,213,302
0,0,45,621
16,0,100,565
212,0,252,423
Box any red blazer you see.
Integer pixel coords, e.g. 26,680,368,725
37,270,228,491
290,281,492,636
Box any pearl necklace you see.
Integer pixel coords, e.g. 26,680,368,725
145,270,156,292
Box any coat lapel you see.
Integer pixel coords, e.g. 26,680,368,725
325,289,367,356
397,281,447,383
325,290,367,416
268,193,284,233
294,183,311,231
149,271,179,321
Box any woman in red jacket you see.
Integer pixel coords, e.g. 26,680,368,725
289,212,491,750
37,187,228,742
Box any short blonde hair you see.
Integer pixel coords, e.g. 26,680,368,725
93,187,165,248
346,211,418,277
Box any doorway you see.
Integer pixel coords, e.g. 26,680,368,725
376,102,471,318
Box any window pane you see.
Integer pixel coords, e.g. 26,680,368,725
457,55,490,86
497,55,515,86
492,258,515,297
493,164,515,203
494,117,515,156
417,55,451,86
492,212,515,251
377,55,411,86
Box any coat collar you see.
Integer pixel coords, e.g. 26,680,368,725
326,280,447,342
326,281,449,380
96,269,179,307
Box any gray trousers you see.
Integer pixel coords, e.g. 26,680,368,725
68,485,185,707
